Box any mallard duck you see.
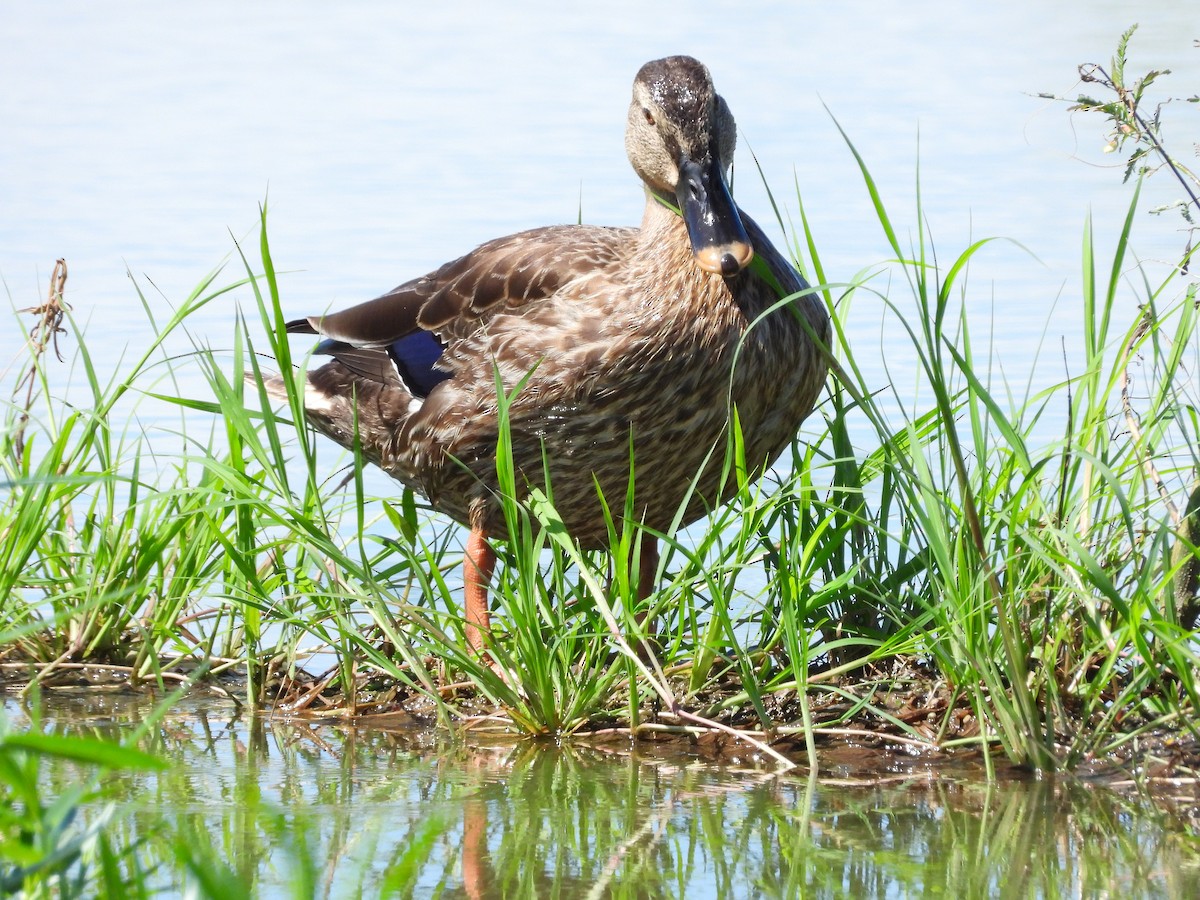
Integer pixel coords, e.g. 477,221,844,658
263,56,830,654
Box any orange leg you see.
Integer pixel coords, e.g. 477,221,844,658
634,534,659,657
463,528,495,655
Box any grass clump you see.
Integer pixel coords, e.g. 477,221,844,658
3,180,1197,776
3,34,1199,778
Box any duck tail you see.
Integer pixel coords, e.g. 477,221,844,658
249,361,415,474
248,366,361,418
252,369,294,404
245,367,362,431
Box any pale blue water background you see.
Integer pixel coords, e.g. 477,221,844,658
3,0,1197,394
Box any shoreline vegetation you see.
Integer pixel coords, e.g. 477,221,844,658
4,12,1199,782
5,150,1197,771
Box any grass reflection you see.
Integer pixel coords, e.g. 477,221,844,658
5,693,1197,898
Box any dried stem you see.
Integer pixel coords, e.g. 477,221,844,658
1118,304,1200,627
1079,63,1200,219
11,259,70,460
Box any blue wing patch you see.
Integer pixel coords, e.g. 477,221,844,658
387,331,452,397
313,330,451,398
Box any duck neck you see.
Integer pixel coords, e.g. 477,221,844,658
639,188,689,249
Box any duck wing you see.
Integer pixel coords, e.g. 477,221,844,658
287,224,631,396
289,224,631,344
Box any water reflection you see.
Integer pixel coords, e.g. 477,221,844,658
6,690,1198,897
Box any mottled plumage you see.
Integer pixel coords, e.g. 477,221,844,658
262,56,830,652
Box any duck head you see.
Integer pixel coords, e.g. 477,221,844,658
625,55,753,278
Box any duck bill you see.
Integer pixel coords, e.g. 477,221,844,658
676,155,754,277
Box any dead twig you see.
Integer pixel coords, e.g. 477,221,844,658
1117,306,1200,628
1119,309,1176,521
1078,63,1200,223
11,259,70,460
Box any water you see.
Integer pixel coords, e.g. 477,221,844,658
3,2,1197,391
5,691,1198,898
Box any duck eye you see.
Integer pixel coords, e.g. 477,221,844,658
642,108,655,126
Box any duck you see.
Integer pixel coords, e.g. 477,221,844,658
262,55,830,656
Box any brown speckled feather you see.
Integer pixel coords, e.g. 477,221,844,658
298,226,634,347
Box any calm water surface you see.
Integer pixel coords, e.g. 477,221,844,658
5,691,1199,898
3,1,1198,405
